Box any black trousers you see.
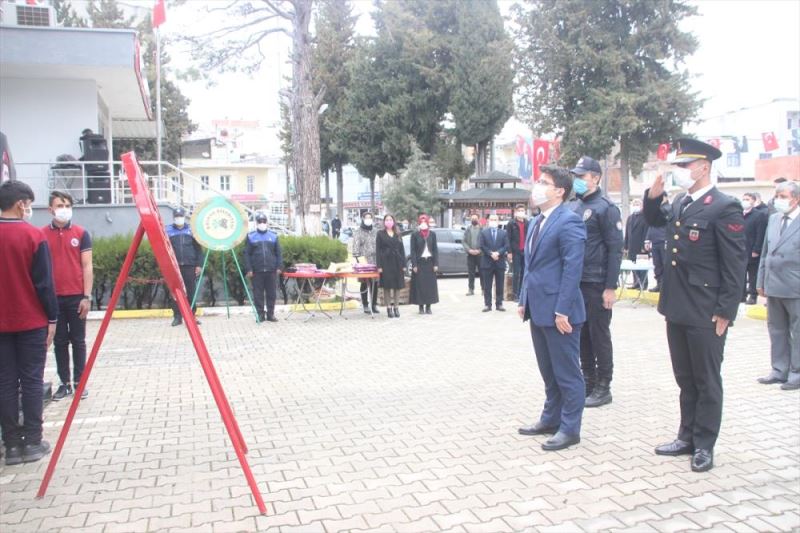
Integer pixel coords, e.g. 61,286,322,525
467,254,483,292
744,260,759,299
511,250,525,300
666,321,725,450
481,266,505,307
652,242,665,284
579,282,614,385
0,327,47,447
54,295,86,386
252,271,278,319
172,265,198,319
360,280,378,307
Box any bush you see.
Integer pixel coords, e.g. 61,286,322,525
280,235,348,269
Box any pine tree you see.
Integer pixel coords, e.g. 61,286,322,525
52,0,87,27
384,142,442,223
512,0,701,213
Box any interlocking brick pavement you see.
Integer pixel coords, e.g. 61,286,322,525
1,278,798,532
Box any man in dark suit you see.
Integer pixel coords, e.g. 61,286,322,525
517,166,587,451
643,138,746,472
479,213,510,312
505,205,529,302
742,192,768,304
625,198,650,290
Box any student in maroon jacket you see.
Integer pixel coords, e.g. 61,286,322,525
43,191,93,401
0,181,58,466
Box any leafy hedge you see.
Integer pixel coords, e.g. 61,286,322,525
91,234,347,309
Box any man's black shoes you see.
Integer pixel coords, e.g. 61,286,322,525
691,449,714,472
171,317,182,327
22,440,51,464
52,383,72,401
482,306,491,312
654,439,693,456
757,374,787,385
541,432,580,451
518,422,558,436
4,446,22,466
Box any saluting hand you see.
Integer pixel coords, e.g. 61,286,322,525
712,315,730,337
648,174,665,199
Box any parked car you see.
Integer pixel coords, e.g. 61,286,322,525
338,227,354,244
402,227,468,276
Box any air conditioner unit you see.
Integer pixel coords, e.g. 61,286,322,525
1,2,57,27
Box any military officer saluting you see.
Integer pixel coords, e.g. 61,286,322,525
643,138,746,472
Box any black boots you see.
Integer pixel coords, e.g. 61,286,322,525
393,305,399,318
387,307,394,318
585,379,612,407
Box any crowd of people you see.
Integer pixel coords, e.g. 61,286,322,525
1,138,798,472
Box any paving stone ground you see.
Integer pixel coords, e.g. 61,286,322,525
1,277,798,532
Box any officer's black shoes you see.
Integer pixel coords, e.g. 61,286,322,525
52,383,72,401
541,431,580,451
496,306,506,312
171,317,182,327
4,446,22,466
482,306,492,312
691,449,714,472
266,316,278,323
363,306,371,314
757,374,787,385
648,285,661,293
22,440,51,464
518,422,558,436
655,439,693,456
371,306,379,314
780,381,800,391
257,315,266,323
585,380,612,408
466,290,474,296
745,295,757,305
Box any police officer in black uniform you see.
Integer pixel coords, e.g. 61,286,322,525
244,213,283,323
166,207,202,326
569,156,624,408
644,138,746,472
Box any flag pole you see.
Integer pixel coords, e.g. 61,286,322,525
155,25,163,182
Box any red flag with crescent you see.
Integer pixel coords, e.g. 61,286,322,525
762,132,779,152
152,0,166,28
657,143,670,161
533,139,550,181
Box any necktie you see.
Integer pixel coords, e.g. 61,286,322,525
780,215,790,236
492,229,496,241
528,216,543,251
679,195,693,216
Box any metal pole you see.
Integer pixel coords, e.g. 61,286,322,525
156,27,163,181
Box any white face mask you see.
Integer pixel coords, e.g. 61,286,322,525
22,204,33,220
773,197,793,214
418,222,428,231
54,207,72,223
630,205,641,214
515,211,526,219
363,218,373,227
174,217,186,226
488,220,499,228
531,183,549,206
257,223,268,231
671,167,695,190
741,200,753,210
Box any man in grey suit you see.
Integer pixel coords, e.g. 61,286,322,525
757,181,800,391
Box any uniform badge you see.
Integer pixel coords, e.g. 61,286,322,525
688,229,700,241
703,195,713,205
70,237,80,247
583,209,592,221
616,221,622,230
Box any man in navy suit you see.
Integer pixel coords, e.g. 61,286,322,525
517,165,587,451
479,213,510,312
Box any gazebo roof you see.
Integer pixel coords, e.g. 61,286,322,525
469,170,521,184
438,187,530,209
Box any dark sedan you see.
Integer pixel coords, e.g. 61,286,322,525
402,228,468,275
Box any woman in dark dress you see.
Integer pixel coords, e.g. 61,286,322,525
409,214,439,314
376,213,405,318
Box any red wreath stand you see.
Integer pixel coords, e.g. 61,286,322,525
37,152,267,514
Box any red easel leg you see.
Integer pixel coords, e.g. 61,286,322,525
37,224,146,499
175,291,267,514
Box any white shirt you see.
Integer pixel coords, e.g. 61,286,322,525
527,203,559,251
684,183,714,207
783,205,799,224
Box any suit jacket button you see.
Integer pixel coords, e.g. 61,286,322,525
704,283,708,287
675,221,681,227
671,260,677,266
672,248,678,253
674,234,679,240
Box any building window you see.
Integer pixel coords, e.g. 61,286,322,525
200,175,209,190
726,153,740,167
220,175,231,191
758,153,773,160
247,175,255,193
171,176,179,192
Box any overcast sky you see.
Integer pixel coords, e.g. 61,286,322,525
166,0,800,130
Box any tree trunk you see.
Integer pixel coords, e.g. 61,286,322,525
289,0,321,235
619,139,630,221
369,177,376,214
475,142,487,176
324,168,331,220
335,161,344,220
284,159,292,229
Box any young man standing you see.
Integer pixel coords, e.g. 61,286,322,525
43,191,93,401
0,181,58,465
166,207,202,326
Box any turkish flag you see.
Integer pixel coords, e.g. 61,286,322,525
707,138,721,149
762,131,779,152
532,139,550,181
152,0,166,28
657,143,670,161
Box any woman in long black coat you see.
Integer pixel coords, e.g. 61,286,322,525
376,214,405,318
409,214,439,314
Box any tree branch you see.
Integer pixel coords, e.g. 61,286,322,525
262,0,293,20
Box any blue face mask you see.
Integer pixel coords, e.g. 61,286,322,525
573,177,588,196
